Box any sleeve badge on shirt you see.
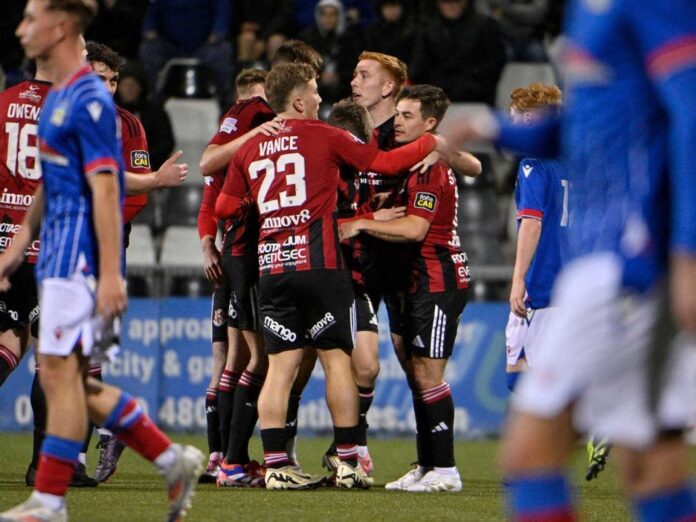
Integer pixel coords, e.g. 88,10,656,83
50,102,68,126
522,164,533,178
130,150,150,168
87,101,103,122
220,117,238,133
414,192,437,212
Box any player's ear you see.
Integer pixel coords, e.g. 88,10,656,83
292,95,304,115
382,80,395,100
424,116,438,132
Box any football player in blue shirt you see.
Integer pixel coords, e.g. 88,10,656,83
0,1,202,520
452,1,696,519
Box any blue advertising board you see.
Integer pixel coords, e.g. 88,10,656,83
0,299,510,437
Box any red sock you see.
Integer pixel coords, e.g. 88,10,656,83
35,454,74,496
106,395,171,462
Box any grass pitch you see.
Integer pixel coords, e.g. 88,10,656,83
1,433,687,521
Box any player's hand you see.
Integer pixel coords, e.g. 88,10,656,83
0,250,26,291
371,192,390,210
156,150,188,188
509,278,527,318
202,240,225,284
96,273,127,319
671,253,696,333
410,151,441,174
374,206,406,221
445,110,500,146
256,117,284,137
339,220,363,241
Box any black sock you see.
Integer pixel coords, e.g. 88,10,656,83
205,387,221,455
421,383,455,468
412,391,433,468
334,426,359,467
217,370,241,457
357,385,374,447
225,370,264,464
30,371,46,468
0,344,19,386
260,428,289,468
285,390,301,440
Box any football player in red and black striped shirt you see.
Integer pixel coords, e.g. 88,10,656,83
341,85,469,493
216,64,446,489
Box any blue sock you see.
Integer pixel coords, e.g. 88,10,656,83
635,485,696,522
506,471,575,521
506,372,521,392
41,434,82,463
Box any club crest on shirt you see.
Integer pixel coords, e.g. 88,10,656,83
87,101,103,122
50,102,68,126
522,165,533,177
130,150,150,168
414,192,436,212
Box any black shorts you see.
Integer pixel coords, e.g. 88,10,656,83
221,255,260,332
354,292,378,333
0,262,39,338
259,270,355,354
404,289,468,359
211,285,231,343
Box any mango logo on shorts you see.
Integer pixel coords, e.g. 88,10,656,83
130,150,150,169
414,192,436,212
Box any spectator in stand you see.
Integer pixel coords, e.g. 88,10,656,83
234,0,295,66
364,0,416,65
139,0,234,103
411,0,506,104
116,62,175,171
0,1,25,87
480,0,549,62
299,0,364,103
84,0,149,60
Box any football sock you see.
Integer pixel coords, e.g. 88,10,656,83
225,370,264,464
412,390,433,468
507,372,521,393
103,392,170,462
634,484,696,522
0,344,19,386
35,435,81,497
260,428,289,468
205,387,221,455
334,426,359,467
217,370,241,456
81,424,95,456
506,471,576,521
357,385,374,447
421,382,455,468
30,371,47,467
285,390,301,440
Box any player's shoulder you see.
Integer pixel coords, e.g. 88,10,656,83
117,105,145,136
0,80,50,104
517,158,546,180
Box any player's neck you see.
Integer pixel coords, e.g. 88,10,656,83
277,110,305,120
44,37,85,85
369,100,396,129
34,58,52,83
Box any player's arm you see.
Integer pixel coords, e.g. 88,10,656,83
215,157,253,220
0,185,44,288
340,214,430,243
199,117,284,176
124,150,188,195
198,175,224,284
89,172,126,317
510,219,541,318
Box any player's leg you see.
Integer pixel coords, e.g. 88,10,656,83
85,377,203,520
198,287,228,484
287,347,317,466
0,329,27,385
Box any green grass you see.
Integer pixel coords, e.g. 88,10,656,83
0,433,689,521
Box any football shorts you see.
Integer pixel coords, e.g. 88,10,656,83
0,262,39,338
211,285,231,343
259,270,355,354
513,253,696,449
221,255,260,331
504,307,559,367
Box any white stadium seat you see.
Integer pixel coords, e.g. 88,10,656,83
159,225,203,268
126,224,156,266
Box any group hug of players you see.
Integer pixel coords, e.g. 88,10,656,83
0,30,554,495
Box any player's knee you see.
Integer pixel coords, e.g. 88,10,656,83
352,358,379,387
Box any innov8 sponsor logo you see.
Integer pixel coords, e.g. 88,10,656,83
308,312,335,339
261,209,311,229
263,316,297,342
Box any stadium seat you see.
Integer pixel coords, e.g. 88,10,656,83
126,274,153,297
457,189,500,237
164,98,219,184
159,225,203,267
495,62,558,110
125,224,157,266
157,58,217,99
168,274,214,297
459,232,504,266
163,185,202,227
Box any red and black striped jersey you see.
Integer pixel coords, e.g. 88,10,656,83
221,119,436,276
0,80,50,264
209,96,274,257
118,105,151,224
406,162,470,293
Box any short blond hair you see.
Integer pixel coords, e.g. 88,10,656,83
235,68,268,97
508,82,562,112
47,0,98,33
265,63,315,114
358,51,408,98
